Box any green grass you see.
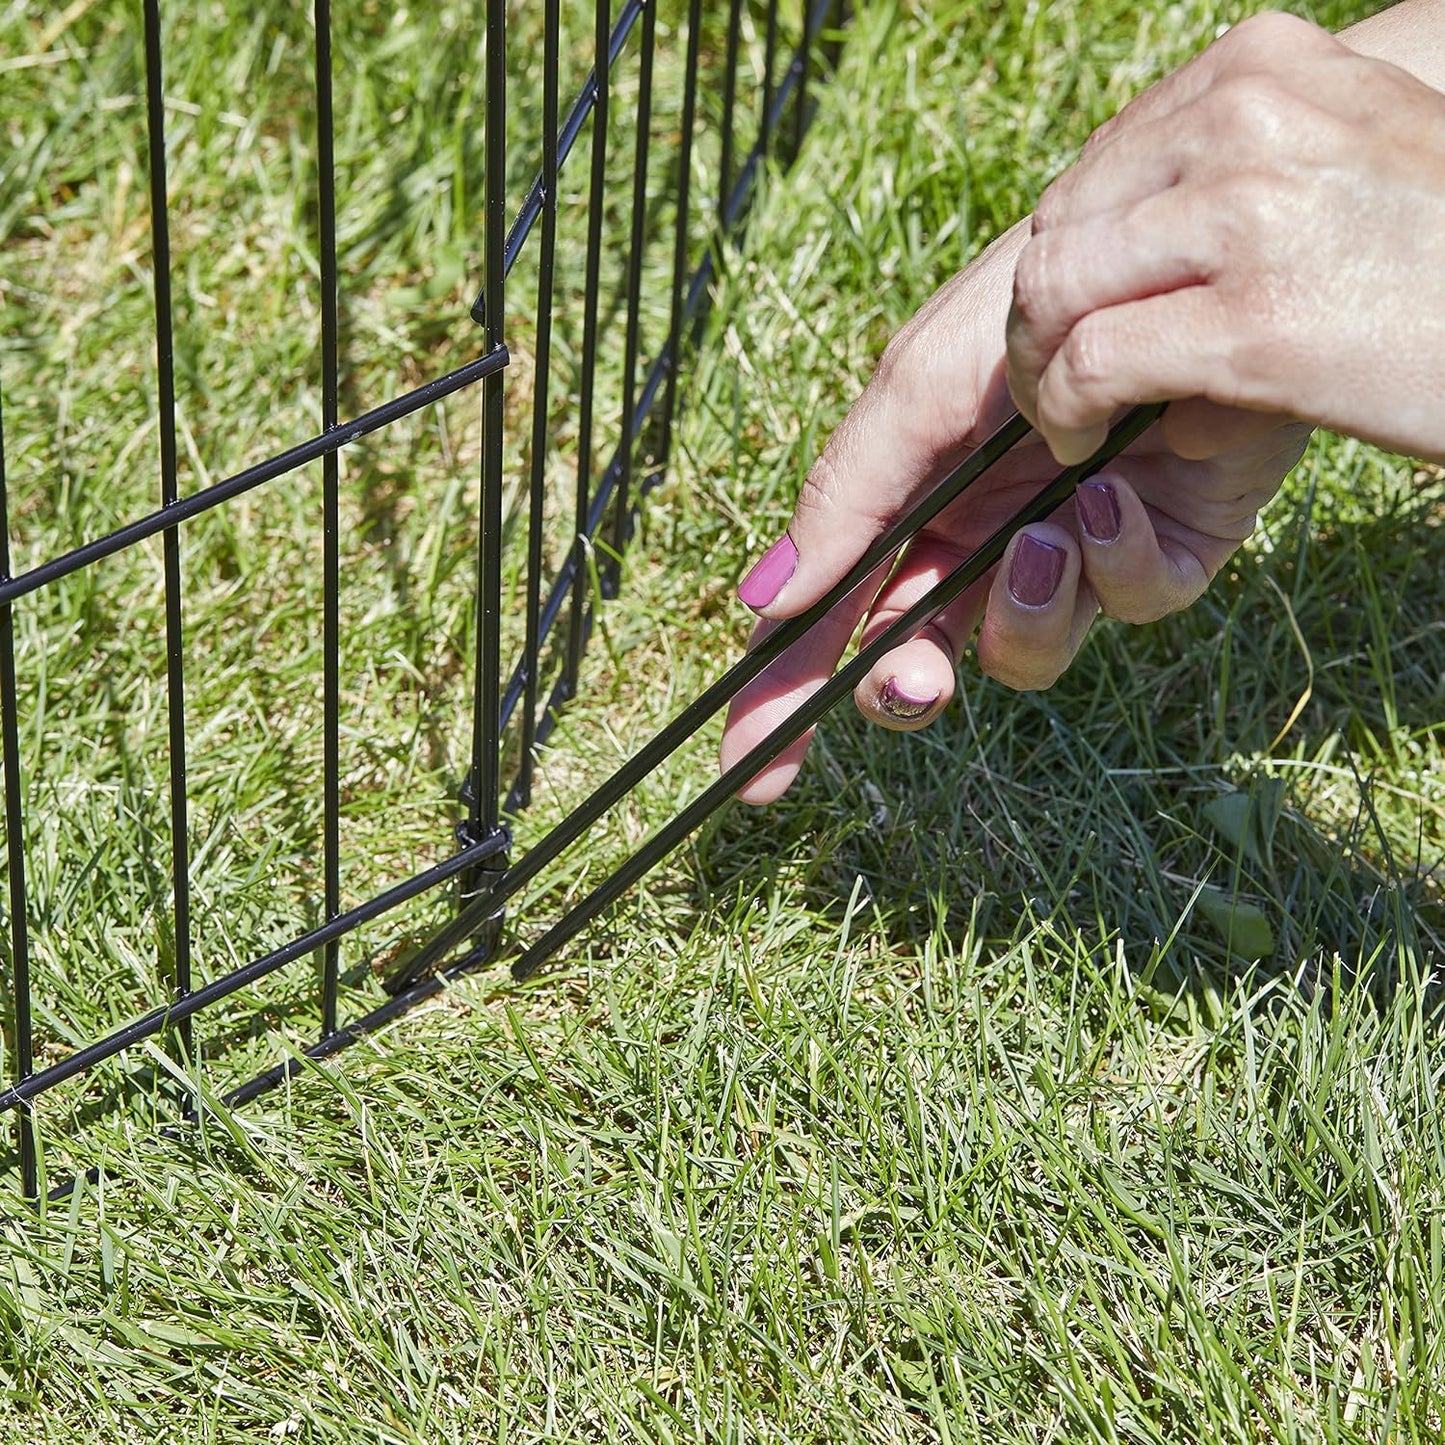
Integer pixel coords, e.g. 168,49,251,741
1,0,1443,1440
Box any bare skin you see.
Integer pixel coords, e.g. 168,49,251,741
720,4,1445,805
1009,12,1445,466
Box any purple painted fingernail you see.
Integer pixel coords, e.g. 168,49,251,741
738,534,798,611
1008,535,1065,607
1077,480,1121,543
880,678,940,721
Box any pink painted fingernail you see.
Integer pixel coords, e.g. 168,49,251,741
880,678,940,721
738,534,798,611
1008,535,1064,607
1077,480,1121,543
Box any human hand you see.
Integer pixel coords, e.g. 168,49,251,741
719,223,1310,804
1007,11,1445,468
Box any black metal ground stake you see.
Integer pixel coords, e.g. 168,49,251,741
380,404,1166,987
510,404,1166,978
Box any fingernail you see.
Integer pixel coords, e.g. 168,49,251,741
1008,535,1064,607
880,678,940,721
1077,479,1121,543
738,534,798,611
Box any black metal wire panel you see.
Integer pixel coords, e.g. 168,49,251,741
0,0,1166,1203
0,0,846,1195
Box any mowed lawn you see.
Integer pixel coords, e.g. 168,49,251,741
0,0,1442,1441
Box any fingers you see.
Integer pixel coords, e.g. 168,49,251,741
1033,14,1336,234
850,473,1218,715
1059,29,1226,171
849,535,992,730
1034,117,1193,237
725,222,1029,803
1159,400,1306,462
1011,16,1349,463
718,628,829,808
1029,24,1244,234
1008,191,1218,431
971,469,1243,690
1072,471,1212,622
974,524,1098,691
1033,287,1270,465
735,222,1028,622
725,460,1263,799
721,565,890,805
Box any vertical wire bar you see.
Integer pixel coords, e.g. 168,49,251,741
606,0,656,591
143,0,193,1066
564,0,611,691
315,0,341,1037
0,392,36,1199
822,0,846,75
718,0,743,216
657,0,703,470
792,0,812,159
760,0,781,157
470,0,507,842
517,0,561,810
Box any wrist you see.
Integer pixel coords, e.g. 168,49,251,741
1340,0,1445,92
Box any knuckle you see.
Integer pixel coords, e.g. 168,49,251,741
1221,279,1297,399
987,658,1063,694
1077,119,1113,161
1099,588,1173,626
872,326,977,449
1058,317,1111,399
1228,11,1320,53
1032,185,1062,235
976,634,1063,693
1010,238,1056,331
1219,171,1278,238
1230,316,1282,392
1211,73,1302,156
795,449,846,524
1270,421,1314,468
873,328,924,398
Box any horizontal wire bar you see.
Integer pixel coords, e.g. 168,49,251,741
41,952,480,1205
0,829,511,1113
0,347,509,608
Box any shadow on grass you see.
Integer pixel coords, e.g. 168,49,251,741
690,464,1445,1008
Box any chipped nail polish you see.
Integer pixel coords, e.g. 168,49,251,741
880,678,940,721
738,534,798,611
1077,479,1121,543
1007,535,1065,607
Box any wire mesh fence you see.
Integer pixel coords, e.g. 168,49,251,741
0,0,1162,1203
0,0,842,1199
